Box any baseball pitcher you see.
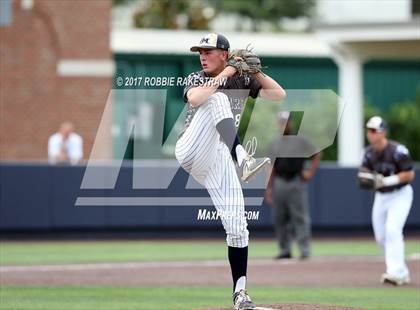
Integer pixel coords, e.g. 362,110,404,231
175,33,286,309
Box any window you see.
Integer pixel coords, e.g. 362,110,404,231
0,0,12,27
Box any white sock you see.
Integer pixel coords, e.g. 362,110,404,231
234,276,246,293
235,145,247,166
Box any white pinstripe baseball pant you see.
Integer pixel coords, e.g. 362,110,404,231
175,92,249,248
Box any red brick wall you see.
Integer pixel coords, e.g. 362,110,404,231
0,0,112,161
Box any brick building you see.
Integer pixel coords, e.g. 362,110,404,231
0,0,113,161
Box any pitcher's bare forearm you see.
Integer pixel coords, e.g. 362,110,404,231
253,72,286,102
187,66,237,107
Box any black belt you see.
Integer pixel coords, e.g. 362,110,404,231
377,183,407,193
276,174,300,181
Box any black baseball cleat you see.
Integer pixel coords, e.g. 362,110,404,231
381,273,410,286
233,289,256,310
274,253,292,260
299,253,310,260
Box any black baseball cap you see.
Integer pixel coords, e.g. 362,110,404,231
190,33,230,52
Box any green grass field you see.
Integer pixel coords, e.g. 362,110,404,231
1,285,419,310
1,239,419,310
1,239,419,265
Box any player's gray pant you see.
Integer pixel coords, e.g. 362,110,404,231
175,92,249,248
272,176,311,256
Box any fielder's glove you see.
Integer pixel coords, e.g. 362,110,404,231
357,171,391,190
227,45,264,76
357,171,377,190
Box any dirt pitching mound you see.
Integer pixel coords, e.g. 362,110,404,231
201,304,361,310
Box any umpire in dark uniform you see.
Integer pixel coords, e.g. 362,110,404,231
265,112,321,259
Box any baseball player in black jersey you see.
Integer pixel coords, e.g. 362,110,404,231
175,33,286,309
359,116,415,286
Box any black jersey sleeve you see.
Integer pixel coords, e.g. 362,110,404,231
248,76,262,99
183,72,204,103
361,148,373,171
394,144,413,172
